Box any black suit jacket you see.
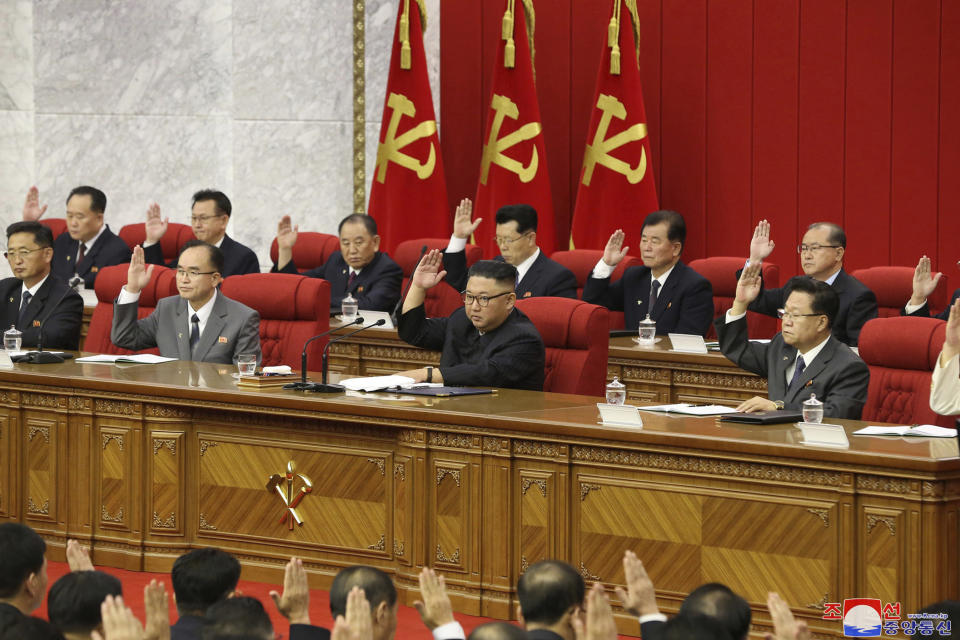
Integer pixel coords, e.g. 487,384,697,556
744,269,878,347
0,603,24,634
144,234,260,278
583,260,714,335
715,314,870,419
170,614,329,640
275,251,403,313
0,276,83,349
442,250,578,299
51,225,131,289
902,287,960,321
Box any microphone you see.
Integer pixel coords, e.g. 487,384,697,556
22,284,77,364
393,245,428,322
283,317,365,390
302,318,387,393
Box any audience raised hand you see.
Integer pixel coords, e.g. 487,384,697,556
269,557,312,625
66,538,95,572
332,586,374,640
414,567,457,631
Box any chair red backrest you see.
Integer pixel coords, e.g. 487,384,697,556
514,297,609,396
221,273,331,369
550,250,641,330
400,277,463,318
394,238,483,277
40,218,68,238
86,264,178,355
688,257,781,339
858,316,953,427
269,233,340,272
118,223,195,262
851,266,949,318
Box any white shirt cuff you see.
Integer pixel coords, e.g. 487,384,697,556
432,621,466,640
142,240,158,248
117,287,141,304
446,235,467,253
725,309,747,323
591,259,615,279
904,300,926,314
639,613,667,624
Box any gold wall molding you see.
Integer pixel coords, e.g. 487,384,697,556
102,434,124,450
27,497,49,515
521,478,547,497
436,467,461,487
436,544,460,564
153,511,176,529
27,425,50,443
101,506,124,523
368,457,385,476
353,0,366,213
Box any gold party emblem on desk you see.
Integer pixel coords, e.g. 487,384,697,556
265,461,313,530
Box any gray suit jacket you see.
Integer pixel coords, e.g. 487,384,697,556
111,292,261,365
714,315,870,419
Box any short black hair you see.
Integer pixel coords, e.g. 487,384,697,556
48,570,123,634
179,239,225,275
171,548,241,615
679,583,751,640
329,566,397,618
66,186,107,215
641,210,687,250
466,260,518,289
0,616,66,640
517,560,585,626
468,622,529,640
201,596,273,640
663,612,735,640
192,190,232,218
495,204,538,234
808,222,846,249
786,276,840,328
0,522,46,598
917,600,960,638
338,213,378,236
6,221,54,249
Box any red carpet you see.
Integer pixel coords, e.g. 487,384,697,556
37,562,508,637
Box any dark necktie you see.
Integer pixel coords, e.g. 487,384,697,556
77,243,86,263
17,291,32,327
789,355,806,390
649,280,661,310
190,314,200,351
347,271,357,292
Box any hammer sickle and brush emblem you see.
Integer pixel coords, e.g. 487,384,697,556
266,461,313,530
375,92,437,183
480,94,543,185
581,94,648,186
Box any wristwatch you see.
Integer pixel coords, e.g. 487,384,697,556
426,366,433,383
773,400,784,410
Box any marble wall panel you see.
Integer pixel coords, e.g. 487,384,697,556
232,120,353,266
34,0,232,116
0,0,34,111
0,109,35,223
233,0,352,121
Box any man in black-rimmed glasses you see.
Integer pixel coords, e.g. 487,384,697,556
396,252,544,390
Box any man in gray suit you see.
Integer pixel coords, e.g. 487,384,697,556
111,240,261,364
715,263,869,419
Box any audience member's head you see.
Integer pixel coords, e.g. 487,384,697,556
201,596,273,640
175,240,225,307
47,570,122,638
337,214,381,271
5,221,55,287
517,561,585,640
0,522,48,615
663,612,736,640
917,600,960,638
799,222,846,280
190,189,232,244
781,277,839,351
65,186,107,243
463,260,519,333
330,566,398,640
639,210,686,275
171,548,241,616
0,616,66,640
468,621,529,640
679,583,751,640
494,204,539,266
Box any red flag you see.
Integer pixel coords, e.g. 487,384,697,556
571,0,658,249
473,0,556,256
368,0,449,252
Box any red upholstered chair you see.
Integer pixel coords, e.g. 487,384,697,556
851,266,950,318
221,273,330,369
85,264,178,355
514,297,609,396
394,238,483,277
269,232,339,272
550,249,642,330
118,223,195,262
858,316,953,427
687,257,781,339
39,218,68,238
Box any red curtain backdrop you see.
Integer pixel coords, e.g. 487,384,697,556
440,0,960,281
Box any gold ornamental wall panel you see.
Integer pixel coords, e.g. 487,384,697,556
432,457,471,572
24,414,59,524
0,411,11,518
98,425,135,531
861,507,905,607
150,432,185,534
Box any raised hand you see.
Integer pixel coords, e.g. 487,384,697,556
602,229,629,267
92,595,145,640
414,568,455,631
411,249,447,291
749,220,776,264
22,186,48,221
144,203,168,244
277,215,300,250
452,198,481,240
734,261,763,309
143,580,170,640
942,299,960,363
66,539,95,572
572,583,617,640
764,592,810,640
331,586,373,640
614,551,658,617
270,557,311,624
125,245,155,294
910,256,942,306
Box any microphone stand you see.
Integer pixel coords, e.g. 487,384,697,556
306,318,387,393
283,317,364,390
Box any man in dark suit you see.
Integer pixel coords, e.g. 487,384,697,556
0,523,48,634
744,220,877,346
397,254,545,390
273,213,402,313
583,210,714,335
142,189,260,277
21,185,131,289
716,265,870,418
516,560,585,640
1,221,83,350
441,198,577,299
902,255,960,321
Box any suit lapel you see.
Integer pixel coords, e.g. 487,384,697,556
349,254,382,296
19,278,53,329
517,253,544,297
784,340,833,405
192,296,227,361
651,265,682,318
174,300,192,359
771,341,797,400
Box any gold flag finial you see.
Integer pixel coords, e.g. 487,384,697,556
609,0,621,75
503,0,516,68
400,0,411,69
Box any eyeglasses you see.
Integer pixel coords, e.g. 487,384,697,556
461,290,512,307
4,248,44,260
494,232,531,246
191,214,224,224
797,244,840,254
340,239,371,250
176,269,217,279
777,309,825,321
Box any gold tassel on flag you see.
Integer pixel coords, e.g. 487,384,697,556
503,0,516,68
609,0,621,75
400,0,411,69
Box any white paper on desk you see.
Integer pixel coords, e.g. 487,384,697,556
854,425,957,438
638,403,736,415
76,354,177,364
340,375,420,392
668,333,708,354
